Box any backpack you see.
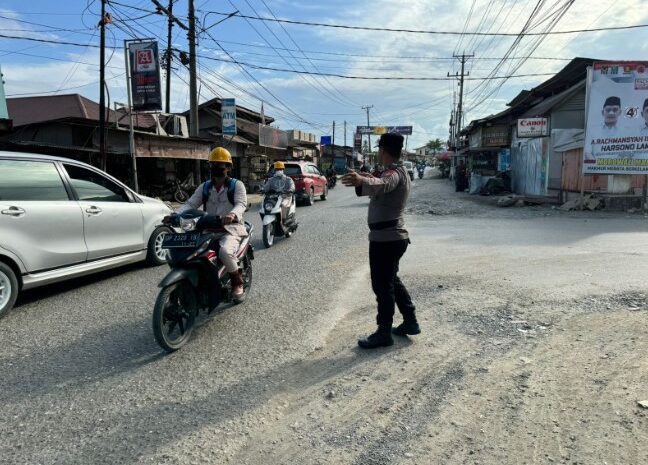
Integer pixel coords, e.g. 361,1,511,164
202,178,238,211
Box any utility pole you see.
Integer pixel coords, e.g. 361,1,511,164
362,104,373,165
448,53,474,148
99,0,108,171
188,0,201,184
332,121,336,156
165,0,174,114
344,120,347,148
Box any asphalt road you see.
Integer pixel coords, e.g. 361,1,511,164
0,182,374,465
2,173,647,465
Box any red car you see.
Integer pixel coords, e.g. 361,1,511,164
282,161,328,206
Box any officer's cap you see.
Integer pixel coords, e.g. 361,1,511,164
378,133,404,157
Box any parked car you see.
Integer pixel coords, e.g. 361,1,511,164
282,161,328,206
403,161,415,180
0,151,174,318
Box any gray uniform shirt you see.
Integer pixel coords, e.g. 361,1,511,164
356,163,410,242
177,179,248,237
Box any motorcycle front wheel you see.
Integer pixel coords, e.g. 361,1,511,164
153,280,197,352
262,223,275,248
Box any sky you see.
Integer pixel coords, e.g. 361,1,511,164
1,0,648,149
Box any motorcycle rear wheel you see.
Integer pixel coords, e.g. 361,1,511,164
153,280,197,352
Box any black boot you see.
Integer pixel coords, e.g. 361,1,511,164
358,328,394,349
392,319,421,337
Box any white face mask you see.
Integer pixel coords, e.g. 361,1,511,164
275,170,284,176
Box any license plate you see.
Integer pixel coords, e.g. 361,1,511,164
162,233,201,249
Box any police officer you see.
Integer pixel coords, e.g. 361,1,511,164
341,133,419,349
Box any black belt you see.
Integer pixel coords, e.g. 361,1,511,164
369,219,399,231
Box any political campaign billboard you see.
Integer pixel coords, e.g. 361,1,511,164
584,61,648,174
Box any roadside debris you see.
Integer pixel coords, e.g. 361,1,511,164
559,194,603,211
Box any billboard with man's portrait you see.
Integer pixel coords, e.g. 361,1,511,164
584,61,648,174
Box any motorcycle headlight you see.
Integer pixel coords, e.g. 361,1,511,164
180,218,198,231
264,201,275,212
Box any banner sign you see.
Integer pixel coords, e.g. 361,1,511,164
353,132,362,150
517,118,548,138
584,61,648,174
356,126,413,135
221,98,236,135
320,135,332,145
259,124,288,150
128,41,162,112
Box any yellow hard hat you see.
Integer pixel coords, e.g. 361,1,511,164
274,161,285,170
209,147,232,164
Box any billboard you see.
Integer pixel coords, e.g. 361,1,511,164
221,98,236,135
353,132,362,151
517,118,548,138
259,124,288,149
356,126,413,135
584,61,648,174
127,41,162,112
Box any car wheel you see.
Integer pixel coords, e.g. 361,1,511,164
0,262,19,319
305,188,315,206
147,226,173,266
321,184,328,201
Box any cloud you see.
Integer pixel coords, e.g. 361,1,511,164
2,1,648,148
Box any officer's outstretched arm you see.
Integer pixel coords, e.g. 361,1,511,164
359,169,401,196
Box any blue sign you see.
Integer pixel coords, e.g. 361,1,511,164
320,135,332,145
222,98,237,135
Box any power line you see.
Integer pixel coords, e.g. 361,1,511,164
201,10,648,36
191,52,557,80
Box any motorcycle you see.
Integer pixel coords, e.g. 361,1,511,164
327,174,337,189
153,210,254,352
259,190,298,248
418,167,425,179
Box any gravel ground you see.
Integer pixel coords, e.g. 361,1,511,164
1,171,647,464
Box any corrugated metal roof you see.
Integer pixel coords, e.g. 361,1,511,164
520,80,586,118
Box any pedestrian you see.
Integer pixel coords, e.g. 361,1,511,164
455,159,467,192
341,133,419,349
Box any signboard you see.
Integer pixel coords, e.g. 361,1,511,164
356,126,413,135
320,135,332,145
259,124,288,150
127,40,162,112
517,118,548,138
584,61,648,174
353,132,362,151
221,98,236,135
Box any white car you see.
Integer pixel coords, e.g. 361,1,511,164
403,161,415,180
0,151,174,318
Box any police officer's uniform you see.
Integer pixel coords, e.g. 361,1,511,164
355,143,418,348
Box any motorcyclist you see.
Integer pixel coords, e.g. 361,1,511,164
264,161,295,220
165,147,249,303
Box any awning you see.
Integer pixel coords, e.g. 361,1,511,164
208,131,255,145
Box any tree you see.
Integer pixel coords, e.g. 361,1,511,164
426,138,445,155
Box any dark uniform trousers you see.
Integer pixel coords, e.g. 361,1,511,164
369,239,416,329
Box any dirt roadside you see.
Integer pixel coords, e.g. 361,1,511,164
177,176,648,465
